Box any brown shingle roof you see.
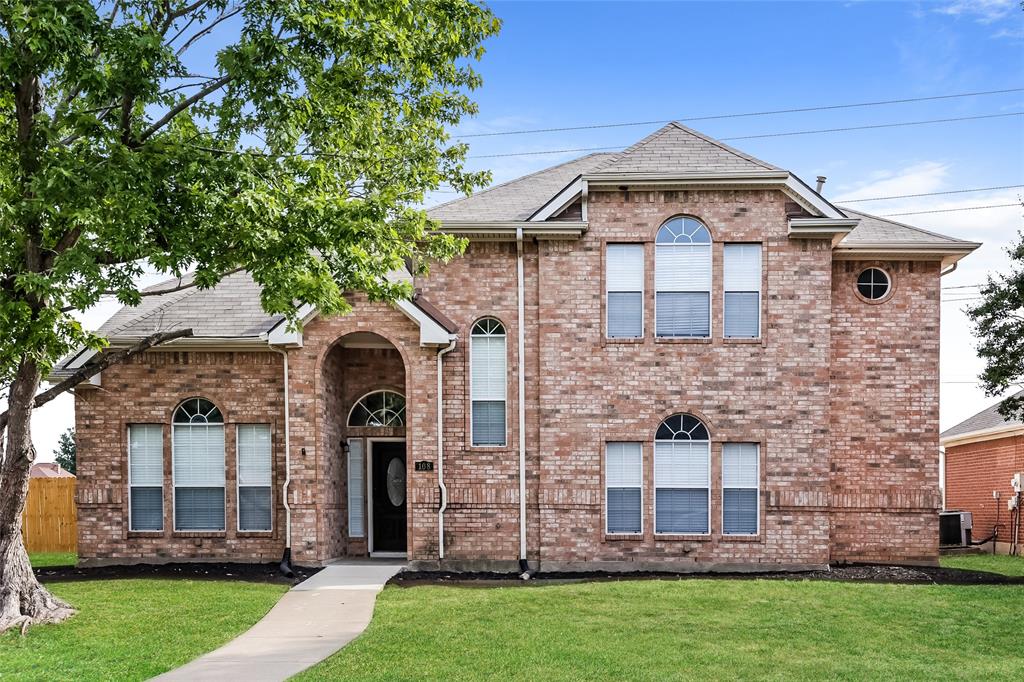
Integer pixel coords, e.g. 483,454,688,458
427,153,615,222
941,391,1024,440
590,122,781,175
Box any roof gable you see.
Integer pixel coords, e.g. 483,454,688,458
590,122,781,175
427,153,615,222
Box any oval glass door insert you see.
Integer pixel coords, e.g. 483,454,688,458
386,457,406,507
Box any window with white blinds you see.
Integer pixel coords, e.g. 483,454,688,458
654,414,710,534
237,424,272,532
724,243,762,338
605,442,642,534
606,244,644,338
655,217,712,338
471,318,506,446
128,424,163,532
347,438,365,537
723,443,759,535
172,398,225,531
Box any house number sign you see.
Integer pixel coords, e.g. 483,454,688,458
414,461,434,472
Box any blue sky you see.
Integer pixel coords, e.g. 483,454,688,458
32,0,1024,459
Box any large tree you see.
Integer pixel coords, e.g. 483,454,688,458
0,0,497,633
968,218,1024,421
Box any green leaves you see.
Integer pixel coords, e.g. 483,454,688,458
968,222,1024,421
0,0,499,386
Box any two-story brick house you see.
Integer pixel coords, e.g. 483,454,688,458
58,123,979,571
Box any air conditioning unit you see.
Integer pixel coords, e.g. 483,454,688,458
939,510,973,547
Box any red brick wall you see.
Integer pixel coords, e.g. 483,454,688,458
75,191,947,569
75,351,286,564
829,260,942,564
945,434,1024,549
531,189,834,569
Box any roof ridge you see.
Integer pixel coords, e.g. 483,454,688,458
666,121,780,171
839,207,976,244
427,152,617,215
590,124,677,171
592,121,781,174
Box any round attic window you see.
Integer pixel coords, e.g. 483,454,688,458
856,268,891,301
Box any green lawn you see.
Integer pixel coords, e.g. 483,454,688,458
940,552,1024,577
0,579,287,681
28,552,77,569
297,579,1024,681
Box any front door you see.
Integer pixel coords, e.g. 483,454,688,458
371,441,407,553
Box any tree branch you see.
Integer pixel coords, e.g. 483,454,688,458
138,74,232,142
175,5,243,56
0,328,194,431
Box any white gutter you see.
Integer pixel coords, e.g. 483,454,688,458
436,338,456,560
516,227,528,564
272,347,292,553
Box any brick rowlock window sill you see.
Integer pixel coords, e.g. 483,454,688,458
604,534,644,542
653,534,713,542
654,338,713,345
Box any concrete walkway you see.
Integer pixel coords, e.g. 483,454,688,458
153,560,405,682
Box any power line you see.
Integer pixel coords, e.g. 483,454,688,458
455,87,1024,138
880,203,1019,217
942,284,984,290
841,184,1024,203
465,112,1024,159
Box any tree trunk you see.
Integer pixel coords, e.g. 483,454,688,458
0,360,75,634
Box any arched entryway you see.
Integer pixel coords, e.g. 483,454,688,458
321,332,407,558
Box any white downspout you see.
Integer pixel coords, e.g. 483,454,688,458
516,227,528,567
436,338,456,560
272,347,292,564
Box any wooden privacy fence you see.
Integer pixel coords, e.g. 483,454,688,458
21,477,77,553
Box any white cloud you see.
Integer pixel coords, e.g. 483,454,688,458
831,161,951,203
936,0,1018,24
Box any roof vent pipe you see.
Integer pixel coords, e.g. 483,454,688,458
815,176,827,193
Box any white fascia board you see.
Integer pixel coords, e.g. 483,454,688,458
833,241,981,268
529,176,585,222
438,221,588,240
265,303,316,347
941,423,1024,447
582,172,844,219
65,347,99,370
788,218,859,244
395,298,456,346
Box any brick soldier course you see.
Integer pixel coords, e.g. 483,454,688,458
57,122,980,571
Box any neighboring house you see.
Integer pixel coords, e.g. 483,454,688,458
941,392,1024,555
54,122,980,571
29,462,75,478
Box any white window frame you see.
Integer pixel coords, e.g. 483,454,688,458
653,414,711,536
171,398,226,533
604,442,643,536
605,243,645,339
347,390,406,427
654,217,713,339
236,424,273,533
723,242,762,339
722,442,760,536
347,437,366,538
128,424,164,532
469,317,507,447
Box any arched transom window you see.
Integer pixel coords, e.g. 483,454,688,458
654,413,710,534
172,398,225,531
348,390,406,427
655,217,712,338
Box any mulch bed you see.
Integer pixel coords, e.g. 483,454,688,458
34,561,322,586
392,563,1024,587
